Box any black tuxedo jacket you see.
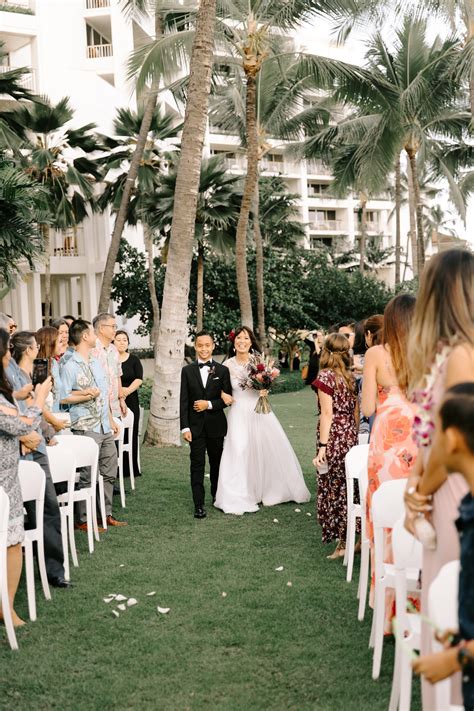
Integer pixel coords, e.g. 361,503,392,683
180,361,232,439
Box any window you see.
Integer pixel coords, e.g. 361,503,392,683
307,182,331,196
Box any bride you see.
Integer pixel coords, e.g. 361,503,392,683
214,326,311,515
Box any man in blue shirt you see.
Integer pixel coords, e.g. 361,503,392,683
61,319,126,528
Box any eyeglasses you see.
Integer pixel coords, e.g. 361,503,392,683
103,323,117,330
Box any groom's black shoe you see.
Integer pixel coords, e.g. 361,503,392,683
194,506,207,519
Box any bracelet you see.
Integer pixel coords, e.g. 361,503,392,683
319,442,327,447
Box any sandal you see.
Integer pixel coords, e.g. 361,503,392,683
326,541,346,560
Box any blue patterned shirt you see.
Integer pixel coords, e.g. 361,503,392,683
60,351,111,434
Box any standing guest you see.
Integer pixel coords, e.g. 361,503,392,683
6,316,17,335
62,315,75,327
36,326,67,418
61,319,125,528
364,314,384,348
8,331,69,588
312,333,359,558
338,321,356,350
0,328,52,625
51,318,69,355
352,320,369,439
304,330,324,386
362,294,418,630
404,248,474,709
91,313,127,420
114,330,143,478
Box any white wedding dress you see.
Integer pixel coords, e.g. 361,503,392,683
215,357,311,515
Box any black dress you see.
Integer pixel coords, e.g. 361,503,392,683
121,354,143,477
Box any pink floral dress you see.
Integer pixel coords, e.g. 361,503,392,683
313,369,358,543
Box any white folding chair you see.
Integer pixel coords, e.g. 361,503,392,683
370,478,415,680
344,444,369,583
55,435,102,554
46,445,76,582
357,462,370,621
429,560,461,711
114,414,135,507
138,406,144,473
18,461,51,621
389,518,423,711
0,487,18,650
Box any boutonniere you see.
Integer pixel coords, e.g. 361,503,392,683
208,365,217,377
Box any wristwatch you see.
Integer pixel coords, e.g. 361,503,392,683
457,643,474,673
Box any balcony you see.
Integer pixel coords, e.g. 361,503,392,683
85,0,110,8
50,228,83,259
87,43,113,59
0,0,33,13
309,220,344,232
306,159,332,176
0,64,35,90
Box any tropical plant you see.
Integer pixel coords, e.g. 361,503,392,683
0,156,46,298
11,96,101,323
143,155,241,331
257,176,306,249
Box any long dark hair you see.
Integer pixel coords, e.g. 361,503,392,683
0,329,14,404
383,294,416,394
230,326,261,356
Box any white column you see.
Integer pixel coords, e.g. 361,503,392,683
16,279,30,329
85,273,98,320
31,273,43,329
346,195,356,249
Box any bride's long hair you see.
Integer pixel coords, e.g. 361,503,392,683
229,326,262,356
319,332,356,395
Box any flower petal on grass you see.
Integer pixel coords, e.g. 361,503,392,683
221,592,227,598
294,508,301,513
127,598,138,607
112,610,119,617
273,518,279,523
146,591,156,597
275,566,284,572
306,512,312,517
287,581,293,587
115,594,127,602
117,604,126,611
157,606,170,614
103,597,115,603
119,564,125,568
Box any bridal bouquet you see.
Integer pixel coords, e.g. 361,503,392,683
239,353,280,414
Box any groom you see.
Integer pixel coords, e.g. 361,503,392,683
180,330,232,519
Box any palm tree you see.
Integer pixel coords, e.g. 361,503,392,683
97,0,195,313
257,176,307,249
143,0,219,447
143,155,241,331
299,15,470,275
12,96,100,322
0,155,46,299
96,104,181,347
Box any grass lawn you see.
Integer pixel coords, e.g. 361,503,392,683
0,387,420,710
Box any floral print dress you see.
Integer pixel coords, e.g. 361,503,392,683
313,369,358,543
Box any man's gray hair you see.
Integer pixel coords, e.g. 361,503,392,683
0,312,11,331
93,312,114,332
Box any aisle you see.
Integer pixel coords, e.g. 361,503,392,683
0,388,405,710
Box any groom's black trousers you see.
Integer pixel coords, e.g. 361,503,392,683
190,434,224,506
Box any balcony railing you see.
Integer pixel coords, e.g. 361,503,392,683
0,65,35,90
87,43,113,59
0,0,32,10
51,228,83,258
306,160,332,176
86,0,110,8
309,220,344,231
223,157,245,171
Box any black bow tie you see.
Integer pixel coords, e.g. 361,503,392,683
198,361,212,368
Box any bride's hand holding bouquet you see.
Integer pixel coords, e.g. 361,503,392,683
239,353,280,414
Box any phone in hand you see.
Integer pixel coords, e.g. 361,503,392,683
32,358,49,386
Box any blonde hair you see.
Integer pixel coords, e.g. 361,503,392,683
408,249,474,392
319,332,356,395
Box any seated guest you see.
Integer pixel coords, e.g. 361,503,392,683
61,319,126,528
413,383,474,711
0,328,52,624
362,294,418,631
9,331,69,588
114,330,143,477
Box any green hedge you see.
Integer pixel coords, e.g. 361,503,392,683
139,370,306,410
0,4,34,14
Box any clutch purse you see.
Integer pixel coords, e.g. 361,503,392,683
413,515,437,551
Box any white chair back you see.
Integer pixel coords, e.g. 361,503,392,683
392,517,423,572
371,478,407,529
18,460,45,503
345,444,370,481
47,444,77,487
429,560,460,710
55,435,99,476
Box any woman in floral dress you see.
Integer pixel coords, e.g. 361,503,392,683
313,333,358,558
0,328,51,627
362,294,418,631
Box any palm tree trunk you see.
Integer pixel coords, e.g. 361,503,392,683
196,242,204,332
407,162,418,277
406,149,425,273
394,155,401,286
252,183,266,349
235,72,258,329
144,0,217,447
359,192,367,274
144,225,160,355
42,223,51,324
98,14,165,313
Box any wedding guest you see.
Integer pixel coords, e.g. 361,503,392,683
352,320,368,439
404,248,474,709
0,328,52,625
0,313,15,334
51,318,69,354
304,330,323,385
114,330,143,477
6,315,17,335
338,321,356,350
9,331,69,588
362,294,418,630
92,313,127,420
364,314,384,348
62,315,75,327
36,326,67,418
312,333,359,558
61,319,125,528
413,383,474,711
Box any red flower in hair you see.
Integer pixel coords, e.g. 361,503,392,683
256,363,265,372
228,330,236,343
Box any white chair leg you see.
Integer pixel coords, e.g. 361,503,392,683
389,640,402,711
129,446,135,491
24,540,36,621
99,476,107,529
399,649,413,711
86,497,94,554
372,581,386,679
118,452,126,509
343,514,350,567
92,488,100,543
68,511,79,568
60,509,70,582
37,537,51,601
1,551,18,650
358,540,370,621
346,513,356,582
